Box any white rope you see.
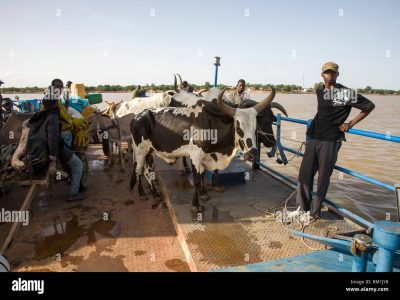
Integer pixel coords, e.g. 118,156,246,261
248,189,339,250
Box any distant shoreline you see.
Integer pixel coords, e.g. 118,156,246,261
2,91,398,96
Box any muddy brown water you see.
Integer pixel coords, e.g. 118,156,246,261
5,92,399,222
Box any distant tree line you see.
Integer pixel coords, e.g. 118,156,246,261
313,82,399,95
2,83,399,95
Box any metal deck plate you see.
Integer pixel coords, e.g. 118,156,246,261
157,158,363,272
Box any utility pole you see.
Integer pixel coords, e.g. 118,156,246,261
214,56,221,87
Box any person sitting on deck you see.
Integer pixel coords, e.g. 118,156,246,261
50,79,74,148
63,80,73,108
227,79,250,107
294,62,375,221
132,85,147,98
28,90,85,201
181,81,194,93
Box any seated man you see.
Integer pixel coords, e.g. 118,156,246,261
51,78,74,148
1,98,13,124
28,93,85,201
132,85,147,98
181,81,194,93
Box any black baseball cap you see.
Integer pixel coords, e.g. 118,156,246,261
0,80,4,85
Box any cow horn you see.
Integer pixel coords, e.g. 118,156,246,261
270,102,288,117
105,101,112,105
177,73,183,86
174,74,178,92
197,88,209,96
254,87,276,113
217,89,236,116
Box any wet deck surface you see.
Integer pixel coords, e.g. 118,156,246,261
0,145,189,272
1,145,363,272
156,157,363,272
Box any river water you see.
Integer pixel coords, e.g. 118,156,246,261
4,92,399,222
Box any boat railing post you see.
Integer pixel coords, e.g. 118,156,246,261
395,184,400,222
306,119,312,142
275,114,287,164
351,234,372,272
373,221,400,272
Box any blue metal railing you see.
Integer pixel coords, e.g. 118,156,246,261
255,113,400,228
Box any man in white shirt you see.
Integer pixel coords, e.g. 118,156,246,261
228,79,250,107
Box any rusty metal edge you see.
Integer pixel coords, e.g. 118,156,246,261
156,169,198,272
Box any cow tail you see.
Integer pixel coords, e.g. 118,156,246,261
130,138,137,190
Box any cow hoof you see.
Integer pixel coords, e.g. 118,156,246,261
178,170,186,176
213,186,225,193
200,194,210,202
191,205,205,214
140,195,148,201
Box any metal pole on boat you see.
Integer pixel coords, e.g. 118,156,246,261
395,184,400,222
306,119,312,142
373,221,400,272
351,234,372,272
213,56,221,87
275,114,288,165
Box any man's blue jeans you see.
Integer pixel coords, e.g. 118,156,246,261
67,154,83,195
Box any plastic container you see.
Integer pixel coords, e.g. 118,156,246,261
18,99,41,113
68,96,89,113
70,83,86,99
86,93,103,105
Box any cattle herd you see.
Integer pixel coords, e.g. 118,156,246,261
89,75,288,214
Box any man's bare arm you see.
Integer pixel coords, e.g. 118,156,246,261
339,106,375,132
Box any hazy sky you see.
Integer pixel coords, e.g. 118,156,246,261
1,0,399,89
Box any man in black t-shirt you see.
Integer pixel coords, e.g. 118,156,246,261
295,62,375,220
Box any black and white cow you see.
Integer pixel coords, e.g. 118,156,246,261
130,88,276,213
170,87,288,189
239,99,288,157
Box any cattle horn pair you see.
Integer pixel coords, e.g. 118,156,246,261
253,87,276,113
217,89,236,117
173,73,184,92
